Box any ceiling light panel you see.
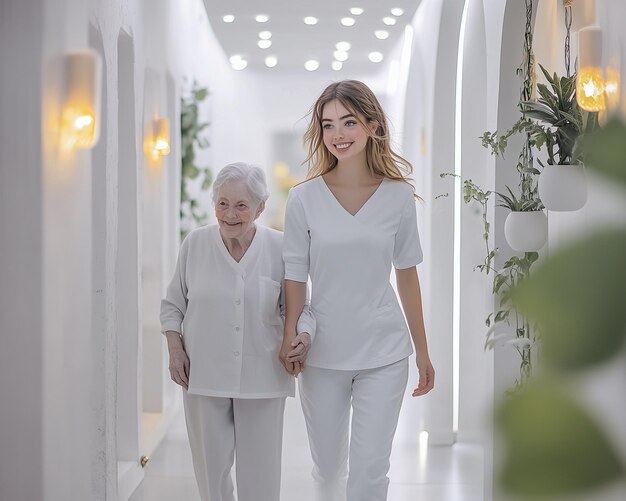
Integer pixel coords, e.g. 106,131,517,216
304,16,318,25
255,14,269,23
206,1,421,72
341,17,356,27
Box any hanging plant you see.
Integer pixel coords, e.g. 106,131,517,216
180,81,213,240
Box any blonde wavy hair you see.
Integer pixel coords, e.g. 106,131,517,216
303,80,415,191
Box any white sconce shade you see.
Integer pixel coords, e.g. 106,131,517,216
60,50,102,150
576,27,606,112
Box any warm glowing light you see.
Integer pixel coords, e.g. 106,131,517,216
273,162,290,180
265,56,278,68
61,109,96,150
334,50,349,62
605,66,621,110
383,17,397,26
375,30,389,40
576,26,606,112
59,50,102,150
336,41,351,51
577,68,606,112
258,39,272,49
332,61,343,71
341,17,356,27
368,51,384,63
255,14,269,23
148,117,171,160
304,16,318,25
259,31,272,40
222,15,235,23
350,7,364,15
391,8,404,16
304,60,320,71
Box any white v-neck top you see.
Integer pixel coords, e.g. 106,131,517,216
160,224,316,398
283,176,423,370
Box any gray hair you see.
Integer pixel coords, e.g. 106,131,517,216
212,162,269,206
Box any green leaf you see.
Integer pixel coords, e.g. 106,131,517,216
512,230,626,370
497,378,625,498
580,116,626,187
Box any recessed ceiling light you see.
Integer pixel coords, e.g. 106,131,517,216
304,16,318,25
259,31,272,40
258,39,272,49
333,50,349,62
332,61,343,71
341,17,356,27
305,60,320,71
375,30,390,40
350,7,364,15
222,15,235,23
369,51,384,63
336,41,351,51
391,8,404,16
229,55,248,70
265,56,278,68
255,14,269,23
383,17,397,26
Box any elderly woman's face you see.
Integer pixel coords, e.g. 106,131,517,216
215,181,264,240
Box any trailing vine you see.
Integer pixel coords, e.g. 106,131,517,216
180,81,213,240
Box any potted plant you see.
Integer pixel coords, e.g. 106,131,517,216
498,186,547,252
521,65,599,211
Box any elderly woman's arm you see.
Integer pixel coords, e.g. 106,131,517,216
161,238,191,390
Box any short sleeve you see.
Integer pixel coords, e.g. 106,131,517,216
393,193,423,269
283,189,310,282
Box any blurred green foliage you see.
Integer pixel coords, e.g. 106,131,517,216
497,116,626,498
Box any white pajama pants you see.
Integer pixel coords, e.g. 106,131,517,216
183,393,286,501
299,358,409,501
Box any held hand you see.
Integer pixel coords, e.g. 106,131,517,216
168,347,190,390
412,354,435,397
279,331,301,377
286,332,311,366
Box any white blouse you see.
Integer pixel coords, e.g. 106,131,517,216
161,224,316,399
283,176,423,370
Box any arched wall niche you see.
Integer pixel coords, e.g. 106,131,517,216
116,27,143,500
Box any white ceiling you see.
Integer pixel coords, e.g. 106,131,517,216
202,0,422,74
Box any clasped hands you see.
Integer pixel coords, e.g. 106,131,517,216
279,331,311,378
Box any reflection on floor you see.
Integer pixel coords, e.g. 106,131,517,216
129,390,483,501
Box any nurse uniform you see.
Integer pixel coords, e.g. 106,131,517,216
283,176,423,501
161,223,315,501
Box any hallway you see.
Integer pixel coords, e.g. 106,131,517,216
129,390,483,501
3,1,626,500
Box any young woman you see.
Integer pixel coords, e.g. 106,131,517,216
279,80,435,501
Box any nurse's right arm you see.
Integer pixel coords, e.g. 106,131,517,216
279,280,307,376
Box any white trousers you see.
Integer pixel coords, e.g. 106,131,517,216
299,358,409,501
183,393,286,501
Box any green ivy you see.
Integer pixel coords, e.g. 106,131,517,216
180,81,212,240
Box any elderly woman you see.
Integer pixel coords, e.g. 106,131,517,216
160,162,315,501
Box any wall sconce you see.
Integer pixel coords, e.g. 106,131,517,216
576,26,606,112
148,117,171,161
60,50,102,150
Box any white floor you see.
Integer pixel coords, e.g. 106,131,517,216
129,390,483,501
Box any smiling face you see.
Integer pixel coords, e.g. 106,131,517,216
214,180,264,241
321,99,374,164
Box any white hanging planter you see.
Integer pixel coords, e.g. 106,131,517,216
538,164,587,211
504,211,548,252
